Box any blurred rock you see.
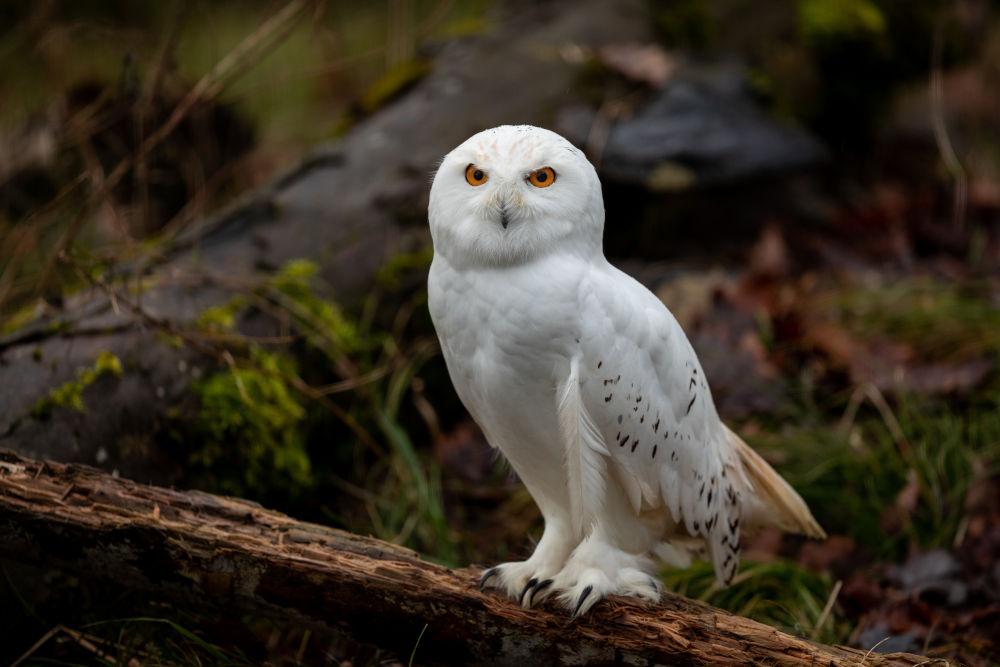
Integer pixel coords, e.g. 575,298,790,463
598,42,677,87
797,534,858,575
559,60,826,189
892,549,968,606
856,627,921,655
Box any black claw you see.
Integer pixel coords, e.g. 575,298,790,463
574,584,594,616
480,567,499,591
529,579,554,606
648,576,661,595
519,578,538,606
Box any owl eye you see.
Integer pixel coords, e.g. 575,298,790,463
465,164,488,186
528,167,556,188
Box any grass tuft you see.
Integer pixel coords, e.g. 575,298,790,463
661,559,848,644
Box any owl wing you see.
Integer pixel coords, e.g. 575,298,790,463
565,263,822,584
568,264,745,583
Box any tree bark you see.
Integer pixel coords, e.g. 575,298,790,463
0,450,930,666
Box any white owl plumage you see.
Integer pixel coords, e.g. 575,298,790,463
427,125,824,615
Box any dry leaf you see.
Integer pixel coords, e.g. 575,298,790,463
598,43,676,87
881,468,920,535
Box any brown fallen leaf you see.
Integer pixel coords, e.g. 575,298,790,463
743,527,784,561
433,421,494,483
799,317,993,396
598,42,676,88
882,468,920,536
798,534,858,574
870,357,994,396
748,222,790,281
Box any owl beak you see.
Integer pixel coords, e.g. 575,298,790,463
492,183,517,230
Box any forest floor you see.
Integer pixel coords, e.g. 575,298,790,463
2,2,1000,665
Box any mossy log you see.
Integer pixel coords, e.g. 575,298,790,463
0,450,930,666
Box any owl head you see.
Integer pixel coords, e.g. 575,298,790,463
429,125,605,268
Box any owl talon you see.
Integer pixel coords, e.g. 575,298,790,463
519,578,538,606
573,585,594,616
480,567,500,591
529,578,554,607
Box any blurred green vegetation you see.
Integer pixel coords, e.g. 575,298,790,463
174,257,460,563
661,560,847,645
825,279,1000,362
0,0,492,321
661,278,1000,645
754,393,1000,559
652,0,971,146
0,1,492,145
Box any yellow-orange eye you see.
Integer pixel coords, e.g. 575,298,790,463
528,167,556,188
465,164,488,186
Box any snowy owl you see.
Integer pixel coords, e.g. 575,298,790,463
427,125,824,616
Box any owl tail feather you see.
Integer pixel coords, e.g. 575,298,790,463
725,425,826,540
558,357,609,541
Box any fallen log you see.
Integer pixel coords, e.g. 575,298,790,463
0,450,930,666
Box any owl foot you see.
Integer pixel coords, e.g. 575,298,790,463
545,540,661,616
478,522,576,608
479,560,563,608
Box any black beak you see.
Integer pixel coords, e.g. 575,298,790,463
499,203,510,229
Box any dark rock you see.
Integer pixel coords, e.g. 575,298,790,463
560,60,826,189
892,549,968,606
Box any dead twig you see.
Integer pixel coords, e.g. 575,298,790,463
34,0,315,302
11,624,143,667
930,23,967,229
812,579,843,641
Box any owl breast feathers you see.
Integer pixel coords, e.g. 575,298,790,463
427,124,824,616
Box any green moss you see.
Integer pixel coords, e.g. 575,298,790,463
437,16,491,37
358,59,432,113
0,302,39,335
653,0,717,51
376,246,434,289
269,259,362,353
31,350,123,418
187,346,311,499
176,257,457,561
43,318,71,334
196,295,248,331
796,0,886,45
156,332,185,349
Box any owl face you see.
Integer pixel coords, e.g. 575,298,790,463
429,125,605,268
